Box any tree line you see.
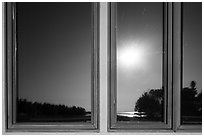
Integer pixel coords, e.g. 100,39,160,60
135,81,202,120
17,99,87,118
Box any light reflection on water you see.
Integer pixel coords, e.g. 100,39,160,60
117,111,147,118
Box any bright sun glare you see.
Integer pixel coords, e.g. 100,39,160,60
118,46,144,68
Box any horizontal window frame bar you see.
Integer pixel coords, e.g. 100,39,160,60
6,123,98,132
110,122,171,130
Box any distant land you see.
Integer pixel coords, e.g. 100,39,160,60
17,99,91,122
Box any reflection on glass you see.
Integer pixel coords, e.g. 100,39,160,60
116,3,164,122
16,3,92,122
182,2,202,124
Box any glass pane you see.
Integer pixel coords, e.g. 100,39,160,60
182,2,202,124
16,3,92,122
116,3,164,122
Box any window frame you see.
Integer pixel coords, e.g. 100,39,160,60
108,2,172,131
3,2,202,133
171,2,202,132
3,2,100,132
175,2,202,132
108,2,202,132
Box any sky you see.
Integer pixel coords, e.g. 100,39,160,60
17,3,92,111
183,3,202,93
117,2,202,112
17,2,202,113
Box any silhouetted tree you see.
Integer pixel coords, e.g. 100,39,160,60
196,92,202,114
181,81,201,116
135,88,164,120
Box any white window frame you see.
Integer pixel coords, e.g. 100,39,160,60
3,2,202,134
3,2,100,132
107,2,202,132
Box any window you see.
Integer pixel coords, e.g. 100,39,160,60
181,2,202,127
3,2,202,133
108,2,202,132
4,2,99,132
109,2,171,131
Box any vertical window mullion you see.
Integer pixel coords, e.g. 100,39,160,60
164,2,173,128
172,2,182,131
100,2,108,132
167,2,173,128
109,2,117,129
5,2,15,129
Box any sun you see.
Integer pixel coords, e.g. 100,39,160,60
118,46,144,69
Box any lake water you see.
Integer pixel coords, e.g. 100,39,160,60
117,111,147,118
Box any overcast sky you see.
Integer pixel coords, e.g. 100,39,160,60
117,2,202,112
17,3,92,111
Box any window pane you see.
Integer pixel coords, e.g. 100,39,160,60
116,3,164,122
182,2,202,124
17,3,92,122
